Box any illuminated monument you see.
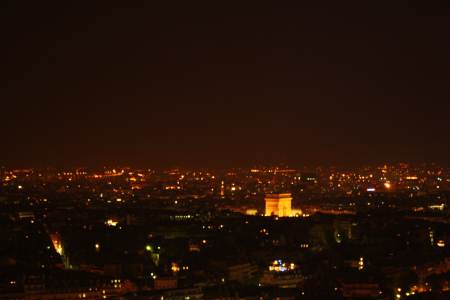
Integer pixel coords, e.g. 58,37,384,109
265,193,293,217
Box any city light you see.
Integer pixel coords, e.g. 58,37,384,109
269,260,297,273
171,262,180,273
105,219,118,227
358,257,364,271
437,240,446,248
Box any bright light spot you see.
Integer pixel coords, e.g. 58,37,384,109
171,262,180,273
106,219,118,227
358,257,364,270
437,240,446,248
51,234,63,255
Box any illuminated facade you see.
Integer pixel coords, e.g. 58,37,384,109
50,233,63,256
265,193,292,217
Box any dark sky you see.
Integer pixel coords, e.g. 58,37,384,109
2,2,450,168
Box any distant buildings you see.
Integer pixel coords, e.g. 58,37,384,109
1,164,449,298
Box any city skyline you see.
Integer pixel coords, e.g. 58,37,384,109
2,2,450,298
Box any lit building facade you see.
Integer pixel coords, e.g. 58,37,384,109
265,193,292,217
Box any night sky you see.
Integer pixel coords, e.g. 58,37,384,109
2,2,450,168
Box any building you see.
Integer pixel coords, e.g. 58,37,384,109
154,277,178,290
341,283,382,298
227,263,259,283
265,193,292,217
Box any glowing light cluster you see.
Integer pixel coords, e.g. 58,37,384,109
358,257,364,270
105,219,118,227
50,233,63,256
269,260,296,273
171,262,180,273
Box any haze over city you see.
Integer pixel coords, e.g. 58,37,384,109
3,2,450,168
